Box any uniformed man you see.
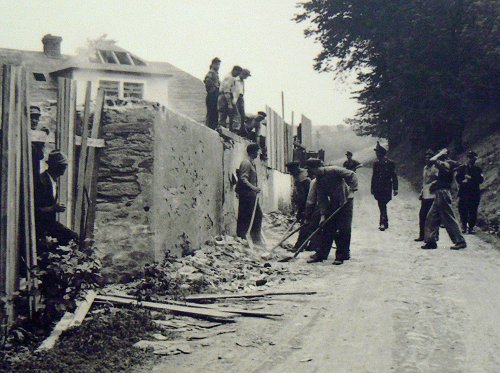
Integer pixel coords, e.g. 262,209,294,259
421,148,467,250
218,65,242,131
236,143,264,245
456,151,484,234
304,159,358,265
204,57,221,130
343,151,362,172
371,142,398,231
415,149,439,241
286,161,313,250
35,150,79,246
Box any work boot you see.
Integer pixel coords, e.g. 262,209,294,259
421,242,437,250
332,259,343,265
467,228,475,234
461,225,467,234
414,237,424,242
379,224,386,231
307,253,324,263
450,242,467,250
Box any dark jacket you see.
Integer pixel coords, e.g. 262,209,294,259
456,164,484,199
371,158,398,202
315,166,358,215
237,158,258,198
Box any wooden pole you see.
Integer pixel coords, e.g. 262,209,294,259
74,82,92,237
66,82,76,229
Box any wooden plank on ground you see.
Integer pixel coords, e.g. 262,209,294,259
165,300,283,317
185,290,318,302
73,81,92,236
69,290,96,328
82,89,105,241
94,295,236,322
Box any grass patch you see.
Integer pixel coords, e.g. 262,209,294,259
2,306,167,373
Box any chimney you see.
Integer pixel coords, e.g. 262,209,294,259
42,34,62,58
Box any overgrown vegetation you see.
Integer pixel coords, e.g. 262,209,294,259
1,306,163,373
295,0,499,151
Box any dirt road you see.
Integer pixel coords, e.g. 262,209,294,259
142,168,499,373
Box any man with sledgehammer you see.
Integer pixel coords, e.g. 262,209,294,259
304,159,358,265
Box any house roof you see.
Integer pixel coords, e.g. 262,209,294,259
0,47,69,73
51,61,173,77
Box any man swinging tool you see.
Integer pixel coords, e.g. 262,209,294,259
304,158,358,265
236,143,264,246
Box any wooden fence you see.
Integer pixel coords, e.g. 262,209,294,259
265,105,293,172
0,65,105,329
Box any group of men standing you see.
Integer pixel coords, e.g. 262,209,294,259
204,58,268,159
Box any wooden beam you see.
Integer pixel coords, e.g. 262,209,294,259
82,89,105,240
185,290,318,302
68,290,96,328
165,300,283,318
73,82,92,236
65,82,77,228
94,295,236,322
30,131,105,148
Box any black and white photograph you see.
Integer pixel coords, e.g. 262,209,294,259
0,0,498,372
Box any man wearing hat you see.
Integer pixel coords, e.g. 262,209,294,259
456,151,484,234
286,161,314,250
371,142,398,231
35,150,78,246
304,159,358,265
242,111,268,158
218,65,243,131
204,57,221,130
236,143,264,245
422,148,466,250
235,68,251,133
343,151,362,172
415,149,439,241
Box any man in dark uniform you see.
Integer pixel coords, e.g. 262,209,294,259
305,159,358,265
236,143,264,245
203,57,221,130
371,142,398,231
286,161,312,250
422,148,467,250
456,151,484,234
35,150,79,246
343,151,362,172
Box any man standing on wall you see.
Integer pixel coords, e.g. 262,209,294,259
286,161,312,251
203,57,221,130
456,151,484,234
415,149,439,242
422,148,467,250
234,68,251,133
305,159,358,265
237,143,264,245
218,65,242,131
343,151,362,172
371,142,398,231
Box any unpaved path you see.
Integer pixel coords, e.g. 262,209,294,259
140,168,500,373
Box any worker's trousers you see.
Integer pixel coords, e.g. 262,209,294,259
418,198,434,239
425,189,465,245
458,195,480,230
237,193,263,243
218,94,239,131
316,199,353,261
294,210,320,251
206,90,219,130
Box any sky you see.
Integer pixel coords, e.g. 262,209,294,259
0,0,360,126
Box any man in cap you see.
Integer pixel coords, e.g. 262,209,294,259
286,161,313,250
236,143,264,245
218,65,243,131
343,151,362,172
304,158,358,265
242,111,268,158
204,57,221,130
35,150,79,246
415,149,439,241
234,68,251,133
421,148,467,250
456,151,484,234
371,142,398,231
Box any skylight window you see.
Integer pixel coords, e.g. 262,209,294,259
99,50,118,64
115,52,132,65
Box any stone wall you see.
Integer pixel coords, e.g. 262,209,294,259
94,103,156,282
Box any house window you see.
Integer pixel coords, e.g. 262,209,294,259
130,55,146,66
115,52,132,65
123,82,144,99
99,50,118,64
33,73,46,81
99,80,120,97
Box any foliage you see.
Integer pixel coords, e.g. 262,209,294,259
295,0,499,151
1,307,164,373
33,237,102,322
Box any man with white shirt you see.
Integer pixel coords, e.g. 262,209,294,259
235,68,251,133
218,65,242,131
35,150,78,246
415,149,439,241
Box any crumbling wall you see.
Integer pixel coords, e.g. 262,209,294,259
94,103,157,282
153,109,223,259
